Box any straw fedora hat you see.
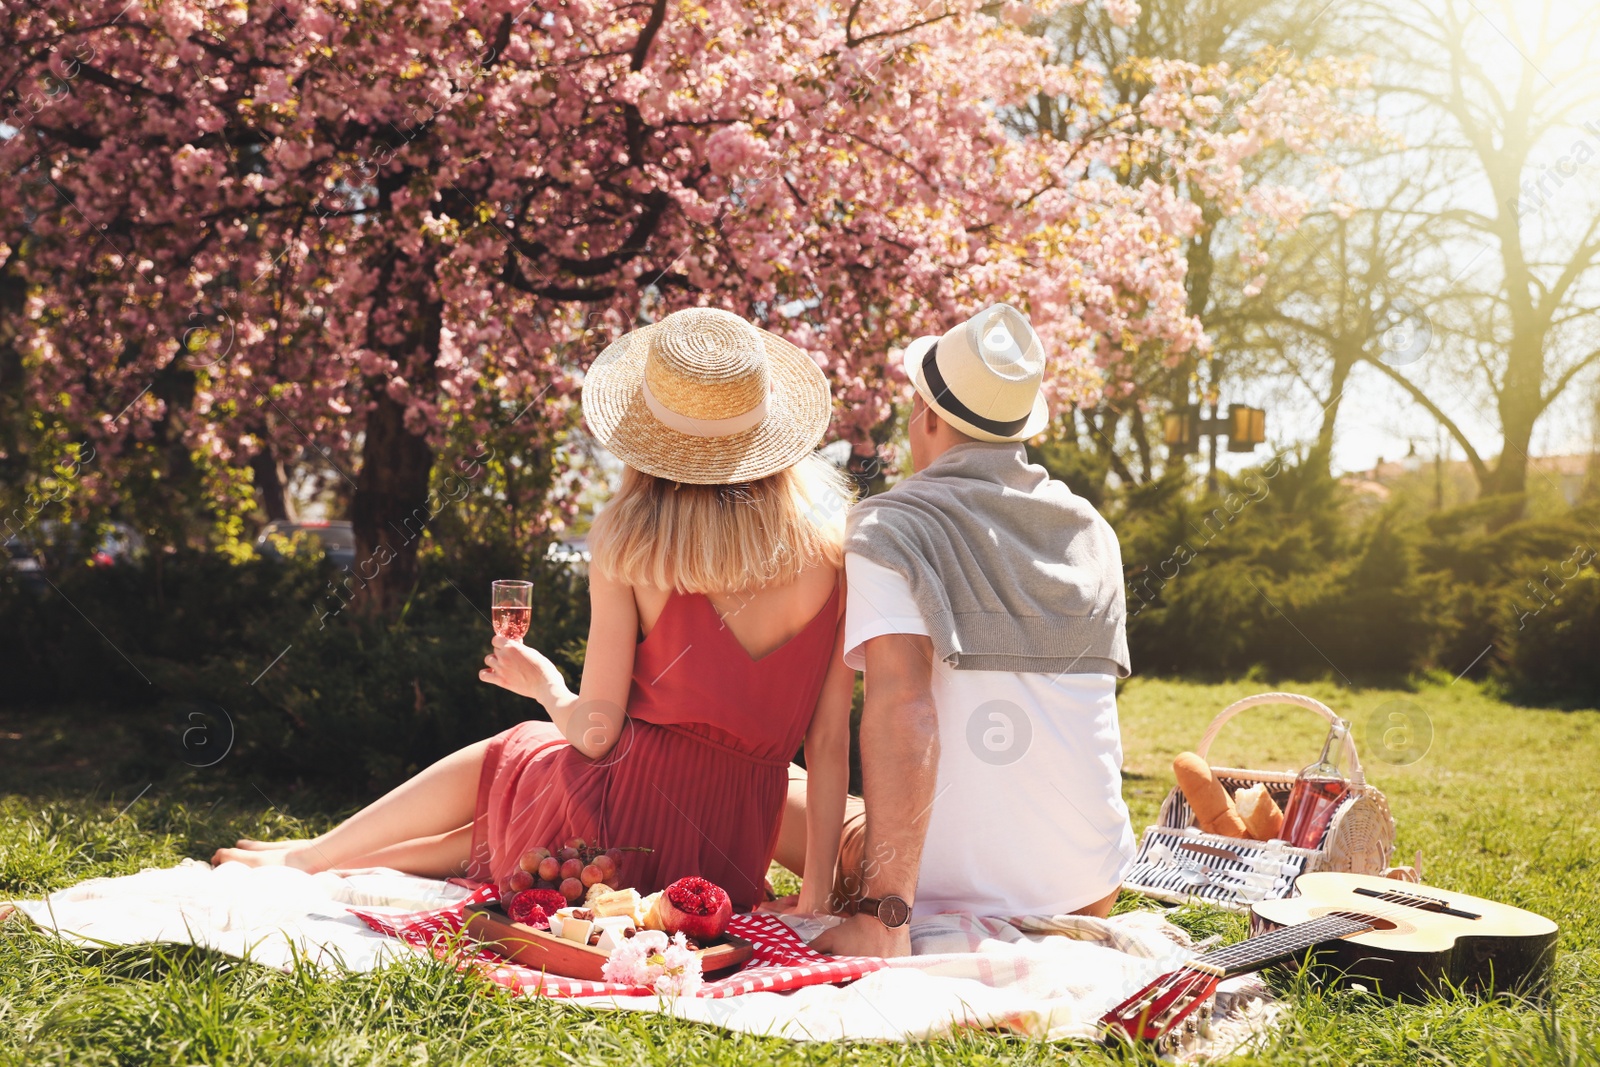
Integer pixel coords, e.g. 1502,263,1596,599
902,303,1050,443
581,307,832,484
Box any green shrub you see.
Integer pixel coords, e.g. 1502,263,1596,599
1105,452,1599,701
0,547,589,796
1421,506,1600,703
1111,454,1445,682
1499,566,1600,706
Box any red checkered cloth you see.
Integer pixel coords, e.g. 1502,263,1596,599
349,884,884,998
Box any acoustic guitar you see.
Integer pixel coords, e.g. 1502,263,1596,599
1102,872,1558,1048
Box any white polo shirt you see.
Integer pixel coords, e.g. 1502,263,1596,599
844,553,1135,917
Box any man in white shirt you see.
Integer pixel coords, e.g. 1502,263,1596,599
804,305,1135,958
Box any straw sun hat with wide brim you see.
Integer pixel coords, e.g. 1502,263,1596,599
581,307,833,485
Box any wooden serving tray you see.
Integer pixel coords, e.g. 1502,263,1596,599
463,903,753,981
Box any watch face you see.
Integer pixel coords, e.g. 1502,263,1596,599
879,895,911,928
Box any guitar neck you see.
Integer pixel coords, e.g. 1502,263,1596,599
1194,914,1374,977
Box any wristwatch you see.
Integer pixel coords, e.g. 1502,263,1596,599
855,894,912,928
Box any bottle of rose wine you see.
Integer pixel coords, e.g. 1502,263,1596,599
1280,718,1350,849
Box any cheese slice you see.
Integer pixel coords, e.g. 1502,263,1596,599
590,887,643,922
592,915,636,954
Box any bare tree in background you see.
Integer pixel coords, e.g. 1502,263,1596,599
1353,0,1600,518
1021,0,1360,488
1229,155,1451,473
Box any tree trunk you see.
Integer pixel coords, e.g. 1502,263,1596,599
1480,332,1543,525
1311,343,1358,475
0,257,25,488
1583,391,1600,505
1129,402,1153,483
1088,407,1138,486
342,199,446,613
351,387,435,616
249,449,295,523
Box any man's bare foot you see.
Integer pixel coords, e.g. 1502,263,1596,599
211,844,321,872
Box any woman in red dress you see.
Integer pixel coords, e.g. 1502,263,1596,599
215,308,855,915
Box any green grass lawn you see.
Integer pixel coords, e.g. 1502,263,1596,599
2,677,1598,1065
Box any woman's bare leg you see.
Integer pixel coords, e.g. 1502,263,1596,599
773,765,810,875
328,825,476,880
1074,886,1120,919
212,739,490,873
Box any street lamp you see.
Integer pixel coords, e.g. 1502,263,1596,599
1227,404,1267,452
1162,409,1201,455
1164,403,1268,489
1163,404,1266,454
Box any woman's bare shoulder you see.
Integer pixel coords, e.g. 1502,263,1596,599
781,563,844,622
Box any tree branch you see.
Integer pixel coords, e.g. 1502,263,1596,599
630,0,669,71
1541,347,1600,410
846,9,957,48
1358,354,1490,484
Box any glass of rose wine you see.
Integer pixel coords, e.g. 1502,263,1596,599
491,580,533,642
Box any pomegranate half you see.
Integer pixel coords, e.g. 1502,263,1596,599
658,876,732,941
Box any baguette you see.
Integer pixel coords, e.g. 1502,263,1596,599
1172,751,1250,837
1234,782,1285,841
640,890,668,931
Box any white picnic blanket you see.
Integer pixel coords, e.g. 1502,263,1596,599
11,861,1277,1055
12,860,474,971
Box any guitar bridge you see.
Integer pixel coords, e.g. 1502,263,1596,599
1353,886,1482,920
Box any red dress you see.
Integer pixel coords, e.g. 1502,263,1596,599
469,583,840,910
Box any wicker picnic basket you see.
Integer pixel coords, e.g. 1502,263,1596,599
1123,692,1397,913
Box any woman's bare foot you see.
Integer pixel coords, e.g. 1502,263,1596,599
232,838,308,851
211,844,323,872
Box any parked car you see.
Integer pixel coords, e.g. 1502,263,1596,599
0,534,45,593
2,520,146,593
545,536,590,577
255,519,357,568
88,522,144,568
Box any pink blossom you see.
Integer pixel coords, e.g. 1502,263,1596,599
0,0,1367,534
1105,0,1141,27
600,930,704,996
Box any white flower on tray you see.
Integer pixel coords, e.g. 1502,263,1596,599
600,929,704,997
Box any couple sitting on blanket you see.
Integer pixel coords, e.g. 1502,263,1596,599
215,303,1134,958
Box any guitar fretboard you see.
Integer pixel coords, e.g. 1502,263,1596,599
1196,913,1374,976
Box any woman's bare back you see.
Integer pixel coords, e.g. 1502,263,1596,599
633,565,842,660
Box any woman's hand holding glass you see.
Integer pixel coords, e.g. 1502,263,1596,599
481,635,571,708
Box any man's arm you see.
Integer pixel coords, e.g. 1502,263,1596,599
811,632,938,957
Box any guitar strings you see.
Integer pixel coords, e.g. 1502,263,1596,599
1204,914,1367,962
1113,889,1473,1034
1203,910,1399,969
1191,886,1459,975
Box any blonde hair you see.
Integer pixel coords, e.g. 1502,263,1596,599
590,453,853,594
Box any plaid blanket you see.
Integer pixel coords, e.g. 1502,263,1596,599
14,862,1279,1056
349,882,885,998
